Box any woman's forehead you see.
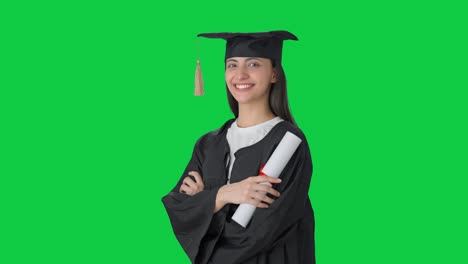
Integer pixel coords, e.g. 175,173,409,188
226,57,270,62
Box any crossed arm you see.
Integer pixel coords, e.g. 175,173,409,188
180,171,282,213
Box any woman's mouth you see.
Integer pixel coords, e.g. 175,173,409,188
234,84,254,91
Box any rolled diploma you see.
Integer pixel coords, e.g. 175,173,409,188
231,131,302,228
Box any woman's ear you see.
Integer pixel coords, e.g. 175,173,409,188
271,68,277,83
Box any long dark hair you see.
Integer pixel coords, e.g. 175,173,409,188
226,61,297,126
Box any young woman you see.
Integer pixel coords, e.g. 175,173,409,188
162,31,315,264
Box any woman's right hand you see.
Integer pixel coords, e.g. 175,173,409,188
214,176,282,213
179,171,204,196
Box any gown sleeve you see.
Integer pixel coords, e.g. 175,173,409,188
161,136,223,262
201,138,314,264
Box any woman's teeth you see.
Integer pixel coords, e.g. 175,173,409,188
235,84,253,89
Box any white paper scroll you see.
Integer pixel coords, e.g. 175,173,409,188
231,131,302,228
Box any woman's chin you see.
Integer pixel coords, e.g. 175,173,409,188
233,96,258,105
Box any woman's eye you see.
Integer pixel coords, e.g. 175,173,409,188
226,64,236,68
248,62,259,67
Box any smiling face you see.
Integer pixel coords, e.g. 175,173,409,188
225,57,277,105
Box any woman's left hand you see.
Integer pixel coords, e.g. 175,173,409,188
179,171,205,196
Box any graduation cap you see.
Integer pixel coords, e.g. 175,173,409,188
194,30,298,96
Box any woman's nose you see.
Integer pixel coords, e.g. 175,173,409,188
236,67,249,80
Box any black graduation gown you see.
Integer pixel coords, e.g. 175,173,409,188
162,119,315,264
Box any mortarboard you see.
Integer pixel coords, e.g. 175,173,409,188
194,30,298,96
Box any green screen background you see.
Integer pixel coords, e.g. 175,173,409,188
1,1,466,263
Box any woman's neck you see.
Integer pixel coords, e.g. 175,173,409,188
237,102,276,128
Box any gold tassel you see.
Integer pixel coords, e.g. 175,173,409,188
194,59,204,96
